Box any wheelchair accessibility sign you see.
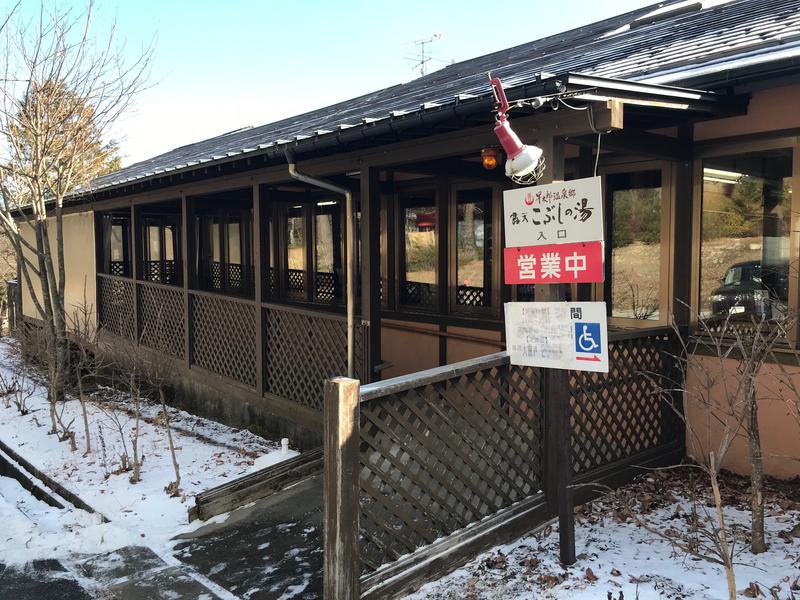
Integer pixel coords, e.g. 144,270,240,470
575,322,602,363
505,301,608,373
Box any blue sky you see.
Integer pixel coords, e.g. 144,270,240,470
8,0,657,165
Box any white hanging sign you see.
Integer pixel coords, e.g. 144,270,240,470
504,301,609,373
503,176,604,248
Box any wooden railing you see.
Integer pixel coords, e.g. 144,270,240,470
96,273,367,416
323,327,684,599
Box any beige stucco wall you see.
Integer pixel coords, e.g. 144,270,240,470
686,355,800,479
21,211,96,328
694,84,800,140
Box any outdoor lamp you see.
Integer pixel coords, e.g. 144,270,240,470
489,75,545,184
481,147,501,170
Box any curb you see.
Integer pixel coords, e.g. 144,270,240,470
0,437,109,522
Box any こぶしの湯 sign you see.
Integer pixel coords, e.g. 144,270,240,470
503,176,603,248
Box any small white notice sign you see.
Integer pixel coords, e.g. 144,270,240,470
504,301,609,373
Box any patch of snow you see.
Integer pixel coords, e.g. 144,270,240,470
405,487,800,600
0,475,139,565
0,339,297,565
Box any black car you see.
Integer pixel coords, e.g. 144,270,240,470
710,260,788,319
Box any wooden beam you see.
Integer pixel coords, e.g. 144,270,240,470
570,129,690,161
398,158,506,182
71,104,622,215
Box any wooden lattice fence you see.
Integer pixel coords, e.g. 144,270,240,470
191,293,258,388
358,354,544,572
571,329,683,475
97,274,364,413
264,302,366,410
326,327,684,599
97,275,135,340
138,282,185,358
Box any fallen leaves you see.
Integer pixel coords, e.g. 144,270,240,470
741,581,763,597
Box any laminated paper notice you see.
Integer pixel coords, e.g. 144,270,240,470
504,301,609,373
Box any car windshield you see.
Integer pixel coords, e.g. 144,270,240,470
723,265,761,286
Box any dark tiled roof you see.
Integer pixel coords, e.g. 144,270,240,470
90,0,800,192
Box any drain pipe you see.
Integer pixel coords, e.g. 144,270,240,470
285,148,355,379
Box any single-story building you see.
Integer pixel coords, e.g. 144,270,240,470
17,0,800,476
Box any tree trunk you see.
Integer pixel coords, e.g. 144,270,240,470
129,373,141,484
710,453,736,600
159,387,181,495
747,384,767,553
76,366,91,456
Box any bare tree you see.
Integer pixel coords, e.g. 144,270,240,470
643,306,799,598
0,3,149,434
128,313,182,495
69,279,111,456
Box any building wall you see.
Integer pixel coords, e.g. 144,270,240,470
380,320,504,378
694,84,800,140
685,355,800,479
380,320,440,379
21,212,96,327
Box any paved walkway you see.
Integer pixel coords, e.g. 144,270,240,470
0,560,91,600
174,475,323,599
0,474,324,599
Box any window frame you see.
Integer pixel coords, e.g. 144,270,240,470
448,181,502,318
138,211,182,286
595,160,675,329
312,199,345,304
691,137,800,340
97,211,132,278
194,207,254,297
395,185,439,313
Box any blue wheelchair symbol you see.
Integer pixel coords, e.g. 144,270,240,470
575,322,601,353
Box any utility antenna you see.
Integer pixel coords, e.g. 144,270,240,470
408,33,443,76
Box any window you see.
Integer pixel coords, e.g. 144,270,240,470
700,148,792,320
140,212,180,285
606,170,664,321
196,209,253,297
98,212,131,277
314,200,343,303
400,193,437,309
286,206,306,300
455,188,492,309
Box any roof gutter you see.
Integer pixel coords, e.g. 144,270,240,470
285,148,356,380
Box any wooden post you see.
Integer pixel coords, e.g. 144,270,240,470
672,124,694,327
253,184,264,395
537,134,576,565
547,283,576,566
323,377,361,599
130,203,140,342
360,167,382,383
181,193,192,365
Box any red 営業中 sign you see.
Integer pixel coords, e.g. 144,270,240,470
504,241,603,285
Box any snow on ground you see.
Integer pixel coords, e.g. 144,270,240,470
0,472,135,565
0,339,298,565
406,471,800,600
